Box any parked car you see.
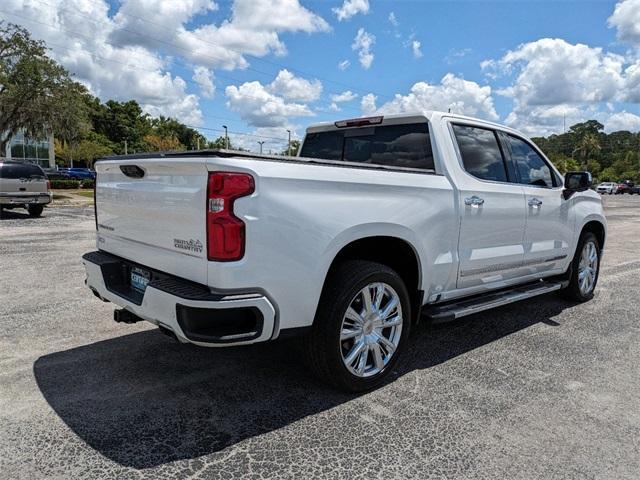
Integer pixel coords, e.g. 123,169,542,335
83,112,606,391
0,161,52,217
596,182,617,194
614,180,635,194
65,168,96,180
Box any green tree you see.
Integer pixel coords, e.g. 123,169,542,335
151,116,206,149
207,135,234,150
281,139,301,156
572,133,601,168
90,99,151,154
0,22,88,156
143,133,184,152
55,137,113,168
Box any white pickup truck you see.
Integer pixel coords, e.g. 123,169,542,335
83,112,606,391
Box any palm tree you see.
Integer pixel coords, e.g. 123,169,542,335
572,133,601,169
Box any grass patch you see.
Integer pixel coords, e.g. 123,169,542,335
74,190,95,198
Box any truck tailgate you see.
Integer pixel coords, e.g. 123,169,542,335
95,157,209,284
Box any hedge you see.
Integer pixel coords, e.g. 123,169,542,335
50,179,95,189
50,179,81,189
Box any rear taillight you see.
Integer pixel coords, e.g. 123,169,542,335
206,172,254,261
46,180,51,191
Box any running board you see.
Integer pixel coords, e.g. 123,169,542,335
423,280,568,324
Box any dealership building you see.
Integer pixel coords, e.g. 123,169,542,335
3,131,55,169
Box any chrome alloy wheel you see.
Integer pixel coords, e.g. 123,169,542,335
578,240,598,296
339,282,403,378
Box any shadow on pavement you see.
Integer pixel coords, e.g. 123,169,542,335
0,209,31,220
34,295,571,469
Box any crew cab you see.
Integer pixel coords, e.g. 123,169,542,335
83,112,606,391
0,161,52,217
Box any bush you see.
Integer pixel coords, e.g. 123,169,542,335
80,179,95,189
50,179,81,189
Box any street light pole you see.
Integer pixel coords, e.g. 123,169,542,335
286,129,291,156
257,141,265,154
222,125,228,149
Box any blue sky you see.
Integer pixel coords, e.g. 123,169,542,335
4,0,640,151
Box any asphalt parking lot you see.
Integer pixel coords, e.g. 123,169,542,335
1,195,639,479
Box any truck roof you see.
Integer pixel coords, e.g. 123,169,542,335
305,111,522,136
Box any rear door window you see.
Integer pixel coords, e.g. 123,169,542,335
299,123,435,171
0,163,45,179
452,124,508,182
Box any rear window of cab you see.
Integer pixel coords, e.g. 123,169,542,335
299,123,435,171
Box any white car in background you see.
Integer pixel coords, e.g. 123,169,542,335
0,161,52,217
596,182,617,194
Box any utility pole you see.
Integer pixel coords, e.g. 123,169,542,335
563,114,566,134
257,141,265,154
286,129,291,156
197,137,200,150
124,140,128,155
222,125,229,149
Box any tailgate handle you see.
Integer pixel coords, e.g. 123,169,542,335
120,165,145,178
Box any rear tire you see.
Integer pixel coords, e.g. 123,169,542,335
27,204,44,217
561,232,600,302
304,260,411,392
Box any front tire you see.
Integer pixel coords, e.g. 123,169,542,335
562,232,600,302
304,260,411,392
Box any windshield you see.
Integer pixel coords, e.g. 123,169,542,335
300,123,435,171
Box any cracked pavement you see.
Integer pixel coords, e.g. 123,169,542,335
1,196,639,479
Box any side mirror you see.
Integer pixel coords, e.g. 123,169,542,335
563,171,592,199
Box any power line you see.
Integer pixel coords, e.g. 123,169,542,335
64,0,394,101
12,1,385,104
1,7,368,128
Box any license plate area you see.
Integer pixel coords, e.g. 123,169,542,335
130,266,151,293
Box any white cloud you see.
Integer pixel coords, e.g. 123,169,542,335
192,66,215,99
608,0,640,46
489,39,625,106
352,28,375,69
481,38,640,135
331,90,358,103
482,37,640,134
388,12,399,27
604,111,640,132
361,93,378,115
267,69,323,102
338,59,351,71
623,61,640,102
110,0,217,49
4,0,204,125
411,40,423,59
114,0,330,70
333,0,370,21
367,74,499,121
225,80,314,127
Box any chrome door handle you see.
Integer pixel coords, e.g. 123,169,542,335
528,197,543,207
464,196,485,206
